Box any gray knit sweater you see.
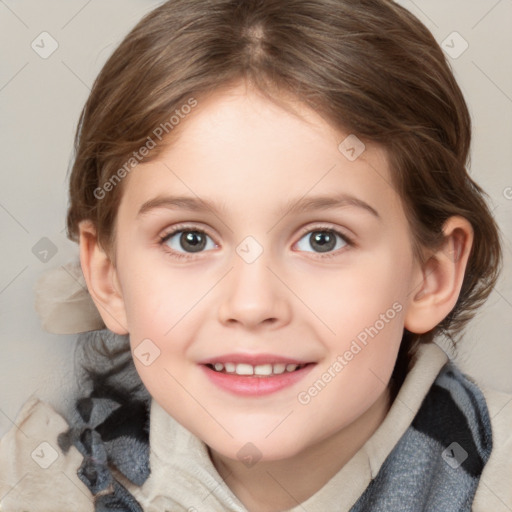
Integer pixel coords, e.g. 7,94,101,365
58,330,492,511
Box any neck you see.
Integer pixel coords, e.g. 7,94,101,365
209,386,392,512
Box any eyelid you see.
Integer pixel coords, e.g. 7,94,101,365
159,222,218,242
296,223,354,244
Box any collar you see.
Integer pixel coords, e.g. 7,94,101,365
135,342,448,511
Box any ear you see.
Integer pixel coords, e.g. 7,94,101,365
78,220,128,334
404,216,474,334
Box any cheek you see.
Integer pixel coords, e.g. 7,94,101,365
117,251,217,390
294,305,405,439
295,249,410,340
294,249,409,400
117,249,210,338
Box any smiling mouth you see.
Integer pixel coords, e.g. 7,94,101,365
205,362,311,376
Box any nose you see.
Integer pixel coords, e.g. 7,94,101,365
217,250,292,330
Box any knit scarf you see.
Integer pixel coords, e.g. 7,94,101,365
58,329,492,511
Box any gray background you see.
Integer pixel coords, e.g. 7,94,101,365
1,0,511,438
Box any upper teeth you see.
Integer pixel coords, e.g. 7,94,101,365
211,362,304,376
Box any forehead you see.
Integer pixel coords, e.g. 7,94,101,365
118,84,402,224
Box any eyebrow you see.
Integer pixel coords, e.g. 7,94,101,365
137,193,380,219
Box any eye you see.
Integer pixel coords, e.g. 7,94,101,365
295,228,350,255
160,228,217,255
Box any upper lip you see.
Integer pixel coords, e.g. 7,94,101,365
198,353,314,365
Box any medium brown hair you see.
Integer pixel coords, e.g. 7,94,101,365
66,0,502,391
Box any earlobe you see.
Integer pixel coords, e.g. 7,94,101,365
78,220,129,334
404,216,474,334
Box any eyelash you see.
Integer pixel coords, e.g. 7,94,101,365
158,223,354,261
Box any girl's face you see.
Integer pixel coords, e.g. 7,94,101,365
111,83,422,462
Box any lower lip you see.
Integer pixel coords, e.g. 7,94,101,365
200,364,316,396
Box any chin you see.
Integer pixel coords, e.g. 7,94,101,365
206,430,310,464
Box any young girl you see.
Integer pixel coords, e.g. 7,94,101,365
1,0,510,510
